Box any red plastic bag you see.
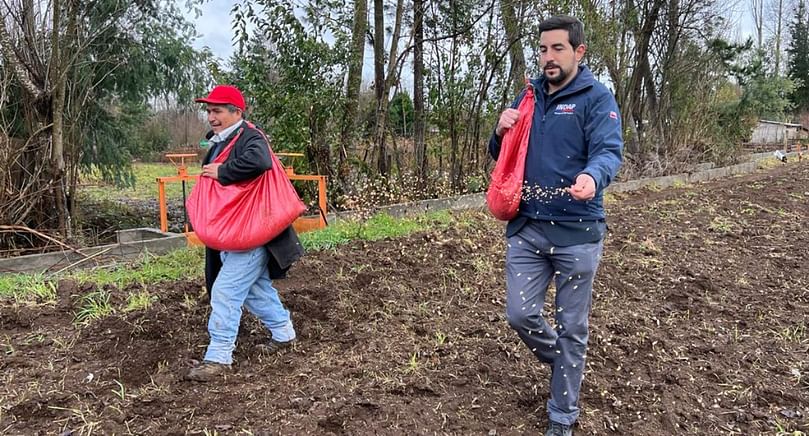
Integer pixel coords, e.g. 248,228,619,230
186,123,306,251
486,85,534,221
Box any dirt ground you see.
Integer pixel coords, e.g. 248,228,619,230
1,160,808,435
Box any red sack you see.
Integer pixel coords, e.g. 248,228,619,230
486,84,534,221
186,123,306,251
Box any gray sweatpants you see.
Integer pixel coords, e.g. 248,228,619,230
504,221,603,425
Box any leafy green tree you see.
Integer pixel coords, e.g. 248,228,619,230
787,0,809,112
230,1,350,180
0,0,212,241
708,37,795,157
389,92,414,137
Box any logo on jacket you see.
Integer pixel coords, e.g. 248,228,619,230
554,104,576,115
609,111,618,120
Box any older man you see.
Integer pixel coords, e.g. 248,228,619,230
185,85,303,382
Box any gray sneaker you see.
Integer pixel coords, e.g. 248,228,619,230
545,421,573,436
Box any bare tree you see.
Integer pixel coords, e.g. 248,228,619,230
372,0,388,174
0,0,78,238
413,0,427,181
764,0,796,75
500,0,527,95
372,0,406,175
751,0,765,50
339,0,368,187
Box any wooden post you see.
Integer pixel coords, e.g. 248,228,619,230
158,179,168,232
318,176,328,227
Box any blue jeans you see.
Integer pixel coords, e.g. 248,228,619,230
204,246,296,364
504,221,603,426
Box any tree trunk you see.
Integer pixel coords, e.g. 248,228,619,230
500,0,526,95
413,0,426,182
372,0,404,176
338,0,368,187
2,0,69,236
0,6,43,100
372,0,388,175
625,0,665,155
465,2,498,174
308,107,333,183
775,0,783,75
50,0,71,237
752,0,764,50
448,0,460,188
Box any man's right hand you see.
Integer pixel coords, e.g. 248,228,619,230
496,108,521,137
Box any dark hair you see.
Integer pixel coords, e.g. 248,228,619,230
225,103,242,114
538,15,585,48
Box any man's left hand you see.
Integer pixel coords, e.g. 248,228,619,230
202,163,221,180
569,174,596,201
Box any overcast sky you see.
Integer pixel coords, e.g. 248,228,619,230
188,1,755,89
188,0,237,63
187,0,380,87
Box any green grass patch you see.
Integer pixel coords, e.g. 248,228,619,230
2,211,459,301
0,248,203,302
300,210,454,251
72,247,204,289
82,162,201,203
0,273,57,302
671,179,690,189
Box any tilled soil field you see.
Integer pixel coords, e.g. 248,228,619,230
1,161,808,435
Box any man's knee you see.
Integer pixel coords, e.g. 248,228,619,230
506,305,535,331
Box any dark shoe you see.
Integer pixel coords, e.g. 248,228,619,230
256,338,296,355
545,421,573,436
184,360,231,382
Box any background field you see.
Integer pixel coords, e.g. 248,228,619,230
1,160,807,435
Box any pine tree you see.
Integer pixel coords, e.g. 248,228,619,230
787,0,809,112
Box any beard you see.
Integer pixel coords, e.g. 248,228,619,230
543,64,569,85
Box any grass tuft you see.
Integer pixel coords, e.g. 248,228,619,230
74,291,114,324
125,291,157,312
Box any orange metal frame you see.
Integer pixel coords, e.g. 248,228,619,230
276,152,329,234
157,152,328,246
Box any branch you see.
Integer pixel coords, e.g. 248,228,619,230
0,10,44,100
0,225,89,258
392,3,495,72
47,246,113,277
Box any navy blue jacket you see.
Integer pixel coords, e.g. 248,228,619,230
489,65,623,223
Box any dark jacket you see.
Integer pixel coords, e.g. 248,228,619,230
201,121,304,293
489,65,623,223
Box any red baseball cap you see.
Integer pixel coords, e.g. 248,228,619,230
195,85,246,111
